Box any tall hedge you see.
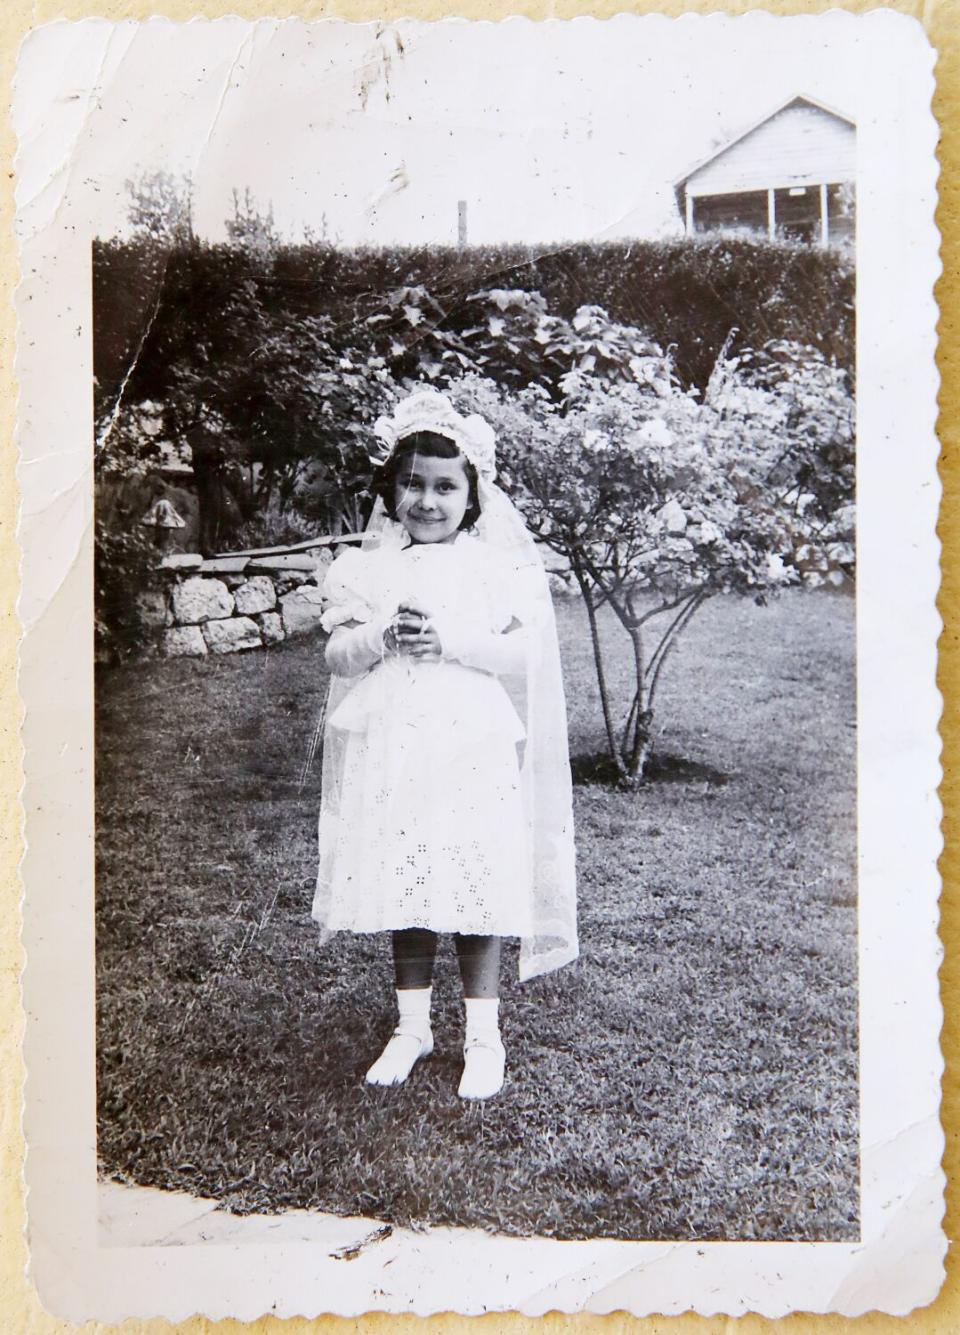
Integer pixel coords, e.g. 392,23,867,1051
94,234,853,415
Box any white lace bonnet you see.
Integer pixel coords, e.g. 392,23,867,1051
371,389,497,481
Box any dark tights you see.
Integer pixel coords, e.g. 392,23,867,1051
393,929,500,999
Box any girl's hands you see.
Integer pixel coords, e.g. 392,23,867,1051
384,601,443,661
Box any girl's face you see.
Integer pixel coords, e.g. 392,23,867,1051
393,452,471,544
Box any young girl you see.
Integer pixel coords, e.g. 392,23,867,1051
313,389,577,1100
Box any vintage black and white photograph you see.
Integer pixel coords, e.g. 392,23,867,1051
15,12,943,1321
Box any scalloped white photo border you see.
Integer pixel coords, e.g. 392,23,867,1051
14,12,944,1321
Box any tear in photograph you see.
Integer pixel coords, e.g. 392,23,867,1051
15,12,944,1321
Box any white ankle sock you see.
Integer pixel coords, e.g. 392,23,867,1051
464,997,501,1045
459,998,505,1100
365,987,433,1087
397,986,433,1037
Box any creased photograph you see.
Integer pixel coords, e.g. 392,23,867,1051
15,12,944,1321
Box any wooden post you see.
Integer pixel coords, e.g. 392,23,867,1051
767,188,776,239
458,199,467,248
685,190,694,236
820,182,830,247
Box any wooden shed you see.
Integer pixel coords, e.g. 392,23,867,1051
675,95,856,247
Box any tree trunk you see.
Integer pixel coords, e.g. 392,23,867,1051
618,593,710,782
626,627,654,780
575,566,626,782
187,427,228,557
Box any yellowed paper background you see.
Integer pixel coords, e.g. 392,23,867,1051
2,1,954,1329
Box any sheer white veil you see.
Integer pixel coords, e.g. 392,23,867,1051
318,396,578,982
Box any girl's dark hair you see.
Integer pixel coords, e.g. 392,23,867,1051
376,431,481,530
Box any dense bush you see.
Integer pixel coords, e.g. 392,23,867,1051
94,240,398,547
95,520,165,663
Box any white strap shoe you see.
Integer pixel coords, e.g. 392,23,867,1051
365,1028,434,1086
458,1036,506,1100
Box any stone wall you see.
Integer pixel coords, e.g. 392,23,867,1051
140,549,335,657
135,541,575,660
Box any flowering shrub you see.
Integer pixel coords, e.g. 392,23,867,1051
704,336,855,585
446,320,854,783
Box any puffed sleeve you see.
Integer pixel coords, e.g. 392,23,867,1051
320,548,374,632
321,549,388,678
430,545,534,677
491,546,547,632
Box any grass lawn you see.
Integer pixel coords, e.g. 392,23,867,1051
95,588,858,1241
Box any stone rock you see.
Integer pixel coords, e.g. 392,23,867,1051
278,570,309,589
280,585,326,637
162,625,208,657
171,576,235,625
201,616,262,654
257,611,285,645
234,575,277,615
161,553,203,572
223,574,247,590
135,589,171,629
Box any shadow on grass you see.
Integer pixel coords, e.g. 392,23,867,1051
570,750,731,788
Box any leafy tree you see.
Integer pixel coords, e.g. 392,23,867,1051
97,178,398,550
96,243,268,552
361,236,854,392
126,170,195,244
225,187,280,251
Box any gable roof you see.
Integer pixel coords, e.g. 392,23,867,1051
674,94,856,190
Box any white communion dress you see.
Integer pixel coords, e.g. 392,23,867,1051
313,484,579,982
314,535,536,939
